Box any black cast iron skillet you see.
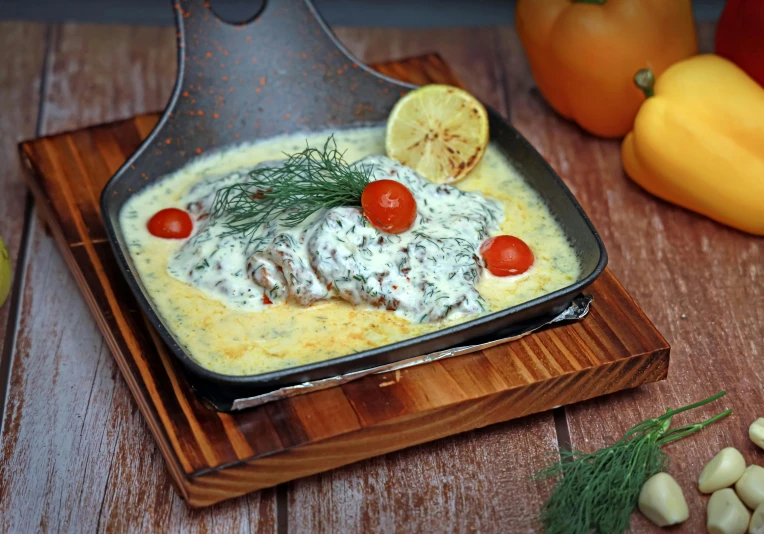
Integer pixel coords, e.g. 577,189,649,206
101,0,608,411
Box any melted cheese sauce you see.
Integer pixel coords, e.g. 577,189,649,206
121,126,580,376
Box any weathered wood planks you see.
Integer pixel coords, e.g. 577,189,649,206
0,22,48,414
499,22,764,533
0,23,277,533
3,20,750,534
18,27,668,513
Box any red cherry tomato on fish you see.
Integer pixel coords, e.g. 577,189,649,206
361,180,417,234
480,235,534,276
147,208,193,239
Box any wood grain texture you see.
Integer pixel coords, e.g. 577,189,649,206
286,415,556,534
336,27,505,115
0,23,277,533
0,22,47,398
17,24,669,517
286,27,585,533
288,28,552,533
497,21,763,533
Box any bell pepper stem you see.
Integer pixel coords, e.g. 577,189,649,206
635,68,656,98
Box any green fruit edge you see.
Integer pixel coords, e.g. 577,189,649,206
0,236,12,307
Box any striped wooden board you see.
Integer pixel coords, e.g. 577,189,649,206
18,53,669,507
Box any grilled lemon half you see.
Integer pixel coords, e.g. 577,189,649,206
385,84,489,184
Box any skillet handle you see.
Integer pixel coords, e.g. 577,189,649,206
156,0,408,157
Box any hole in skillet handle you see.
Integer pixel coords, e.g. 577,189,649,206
208,0,267,25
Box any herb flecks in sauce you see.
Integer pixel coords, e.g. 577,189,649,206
119,127,581,376
173,154,503,322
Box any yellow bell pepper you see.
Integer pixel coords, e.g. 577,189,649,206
622,55,764,235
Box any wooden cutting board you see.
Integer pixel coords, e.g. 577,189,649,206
19,53,670,508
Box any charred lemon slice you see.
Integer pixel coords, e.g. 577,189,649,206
385,84,489,184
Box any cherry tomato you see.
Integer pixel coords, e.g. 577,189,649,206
147,208,193,239
361,180,417,234
480,235,534,276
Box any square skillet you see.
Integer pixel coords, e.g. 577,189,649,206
100,0,608,411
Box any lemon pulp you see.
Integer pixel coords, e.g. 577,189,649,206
385,84,489,184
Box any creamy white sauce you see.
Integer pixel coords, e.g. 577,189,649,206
120,126,581,376
170,155,504,322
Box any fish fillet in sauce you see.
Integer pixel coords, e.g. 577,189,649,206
172,155,503,322
120,126,580,376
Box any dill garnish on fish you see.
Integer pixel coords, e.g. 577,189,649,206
211,136,373,241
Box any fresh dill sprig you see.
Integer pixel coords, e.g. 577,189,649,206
535,391,731,534
211,136,373,241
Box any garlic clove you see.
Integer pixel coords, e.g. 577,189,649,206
750,419,764,451
638,472,689,527
699,447,747,494
736,465,764,510
750,503,764,534
707,488,751,534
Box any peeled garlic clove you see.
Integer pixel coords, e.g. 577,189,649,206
699,447,747,493
750,503,764,534
750,419,764,450
638,472,689,527
736,465,764,510
707,488,751,534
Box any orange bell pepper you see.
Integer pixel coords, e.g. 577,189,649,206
515,0,697,138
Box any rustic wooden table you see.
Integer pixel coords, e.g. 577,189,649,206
0,20,761,534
